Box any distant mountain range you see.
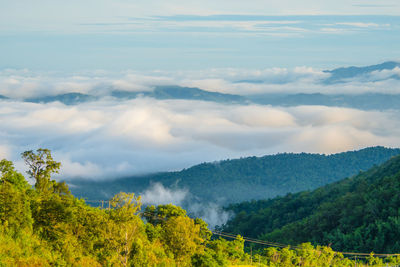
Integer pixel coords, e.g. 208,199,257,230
20,86,247,106
235,61,400,85
25,93,98,105
248,93,400,110
11,89,400,110
112,86,246,103
323,61,400,84
1,61,399,109
222,150,400,253
70,146,400,206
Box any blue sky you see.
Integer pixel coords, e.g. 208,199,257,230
1,0,400,71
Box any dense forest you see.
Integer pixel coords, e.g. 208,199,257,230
0,149,253,266
2,150,400,265
71,147,400,205
222,152,400,254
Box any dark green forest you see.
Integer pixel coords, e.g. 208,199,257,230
222,152,400,254
71,147,400,205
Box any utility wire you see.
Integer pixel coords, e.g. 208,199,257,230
82,199,400,258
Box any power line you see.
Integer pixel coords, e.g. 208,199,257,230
82,199,400,258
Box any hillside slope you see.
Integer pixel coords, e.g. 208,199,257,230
70,146,400,205
222,153,400,253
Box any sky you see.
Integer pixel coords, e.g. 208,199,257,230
1,0,400,70
0,0,400,181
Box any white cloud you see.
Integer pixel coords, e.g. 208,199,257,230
139,183,231,228
0,144,10,159
2,0,400,35
368,67,400,80
188,202,232,229
140,183,188,207
55,157,102,178
335,22,384,28
319,27,350,34
1,96,400,179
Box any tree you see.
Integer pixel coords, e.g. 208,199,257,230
21,149,64,194
0,159,29,191
0,160,32,232
144,204,186,225
162,216,204,266
104,192,144,266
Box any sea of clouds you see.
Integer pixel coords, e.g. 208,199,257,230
1,66,400,181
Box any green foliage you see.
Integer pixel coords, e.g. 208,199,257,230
1,148,399,266
21,148,64,195
0,160,32,233
223,154,400,254
144,203,187,225
0,149,254,266
0,159,29,190
260,243,355,267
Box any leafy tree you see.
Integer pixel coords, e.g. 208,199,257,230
0,160,32,233
104,192,144,266
21,149,63,194
0,159,29,191
162,216,204,266
144,203,186,224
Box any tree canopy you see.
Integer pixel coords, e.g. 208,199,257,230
1,149,399,266
222,154,400,254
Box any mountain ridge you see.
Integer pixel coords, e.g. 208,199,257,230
323,61,400,84
70,146,400,206
221,152,400,253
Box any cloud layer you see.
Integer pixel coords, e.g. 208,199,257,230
1,68,400,180
1,98,400,180
1,66,400,99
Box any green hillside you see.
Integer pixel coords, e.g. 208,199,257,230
2,149,400,266
71,147,400,205
222,153,400,253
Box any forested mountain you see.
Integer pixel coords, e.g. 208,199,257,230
3,149,398,266
70,147,400,205
222,153,400,253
